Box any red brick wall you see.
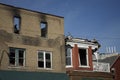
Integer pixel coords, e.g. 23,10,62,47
67,71,113,80
72,44,79,70
111,56,120,80
88,46,93,70
66,44,93,71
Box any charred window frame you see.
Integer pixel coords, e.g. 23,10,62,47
78,48,89,67
38,51,52,69
13,16,21,34
40,22,47,37
9,47,25,67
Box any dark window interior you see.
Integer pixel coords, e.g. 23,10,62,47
46,61,51,68
45,53,51,68
38,51,51,68
45,53,50,60
9,48,25,67
38,52,44,68
9,48,15,66
40,22,47,37
79,49,87,66
18,50,24,66
38,61,44,67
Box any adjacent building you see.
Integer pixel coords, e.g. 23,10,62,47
65,36,113,80
111,55,120,80
93,52,120,80
93,53,119,73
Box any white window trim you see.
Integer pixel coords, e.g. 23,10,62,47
66,42,98,50
66,49,73,68
37,51,52,69
79,48,89,68
9,48,25,68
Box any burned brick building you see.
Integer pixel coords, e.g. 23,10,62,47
0,3,69,80
0,3,114,80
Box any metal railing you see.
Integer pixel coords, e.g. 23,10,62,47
93,62,110,72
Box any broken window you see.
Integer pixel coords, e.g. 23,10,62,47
66,48,72,67
40,22,47,37
14,16,20,34
38,51,52,69
9,47,25,67
79,48,88,66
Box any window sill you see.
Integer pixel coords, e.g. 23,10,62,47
8,66,25,69
66,66,73,68
79,65,90,68
37,67,53,70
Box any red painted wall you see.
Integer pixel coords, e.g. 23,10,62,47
72,44,79,70
66,44,93,71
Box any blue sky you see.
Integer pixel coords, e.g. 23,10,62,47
0,0,120,53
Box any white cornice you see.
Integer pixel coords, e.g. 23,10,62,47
66,42,98,49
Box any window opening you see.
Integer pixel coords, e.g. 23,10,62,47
45,53,51,68
9,48,25,67
38,52,44,67
66,48,72,66
14,17,20,34
40,22,47,37
79,48,88,66
38,51,52,69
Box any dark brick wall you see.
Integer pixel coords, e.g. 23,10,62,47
66,44,93,71
111,56,120,80
67,71,113,80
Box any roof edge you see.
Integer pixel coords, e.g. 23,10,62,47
0,3,64,18
111,55,120,68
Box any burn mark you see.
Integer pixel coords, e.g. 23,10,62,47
0,30,13,42
0,30,60,47
22,36,40,46
40,14,47,21
12,8,20,17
